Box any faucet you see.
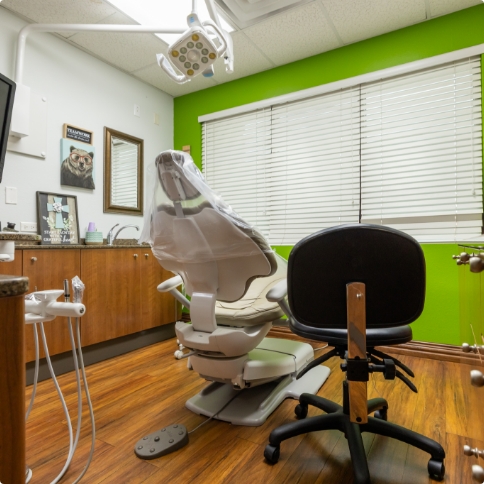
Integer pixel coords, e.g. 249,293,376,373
107,224,140,246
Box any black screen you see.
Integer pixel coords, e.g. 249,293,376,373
0,73,16,184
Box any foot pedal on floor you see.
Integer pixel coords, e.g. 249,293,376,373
134,424,189,459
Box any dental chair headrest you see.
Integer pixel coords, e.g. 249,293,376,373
156,151,201,201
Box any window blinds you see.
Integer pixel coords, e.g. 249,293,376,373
267,89,361,245
202,57,482,245
360,57,482,241
203,109,272,236
111,140,139,208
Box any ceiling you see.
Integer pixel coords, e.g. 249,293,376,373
0,0,480,97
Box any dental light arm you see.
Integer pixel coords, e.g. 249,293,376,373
204,0,234,74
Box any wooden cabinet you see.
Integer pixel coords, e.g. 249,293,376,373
1,247,177,360
0,250,81,362
0,276,27,484
80,249,178,347
23,250,81,361
0,251,22,277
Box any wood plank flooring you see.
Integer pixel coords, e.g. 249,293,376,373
24,338,484,483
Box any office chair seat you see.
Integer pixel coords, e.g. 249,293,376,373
290,319,413,347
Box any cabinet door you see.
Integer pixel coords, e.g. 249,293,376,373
81,249,142,346
23,250,81,361
140,251,180,329
0,250,22,277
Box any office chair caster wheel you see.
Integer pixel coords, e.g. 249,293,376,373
264,444,280,464
295,404,308,419
427,459,445,481
374,408,387,421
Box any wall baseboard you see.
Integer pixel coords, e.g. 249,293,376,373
268,326,482,366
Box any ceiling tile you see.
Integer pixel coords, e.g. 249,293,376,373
243,1,341,66
133,63,218,97
321,0,426,44
428,0,480,18
1,0,116,37
69,12,167,72
211,30,274,83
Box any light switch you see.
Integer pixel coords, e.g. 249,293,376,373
5,187,17,204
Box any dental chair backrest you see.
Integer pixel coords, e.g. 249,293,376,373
142,150,277,333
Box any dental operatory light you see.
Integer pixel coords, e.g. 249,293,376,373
107,0,235,83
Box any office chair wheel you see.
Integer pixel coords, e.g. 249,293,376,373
295,404,308,419
427,459,445,480
374,409,387,421
264,444,280,464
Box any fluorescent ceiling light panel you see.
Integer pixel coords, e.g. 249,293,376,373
107,0,234,45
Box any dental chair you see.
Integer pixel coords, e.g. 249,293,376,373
140,150,330,427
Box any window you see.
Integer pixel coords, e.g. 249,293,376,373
202,57,482,244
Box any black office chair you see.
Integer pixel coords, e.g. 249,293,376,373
263,224,446,484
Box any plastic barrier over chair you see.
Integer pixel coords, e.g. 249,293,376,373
140,150,274,264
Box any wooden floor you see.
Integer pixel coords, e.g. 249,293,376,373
25,338,484,483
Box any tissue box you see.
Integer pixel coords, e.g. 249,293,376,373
85,231,103,245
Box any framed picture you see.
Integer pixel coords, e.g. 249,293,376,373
60,138,96,190
63,123,93,144
37,191,80,245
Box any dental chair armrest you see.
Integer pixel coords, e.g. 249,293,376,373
266,279,287,302
157,276,183,292
266,279,296,325
157,276,190,309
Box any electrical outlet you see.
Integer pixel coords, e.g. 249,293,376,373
20,222,37,233
134,104,140,117
154,113,160,125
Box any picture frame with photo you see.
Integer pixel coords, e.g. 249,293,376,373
60,138,96,190
37,191,80,245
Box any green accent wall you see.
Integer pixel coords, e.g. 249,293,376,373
174,5,484,345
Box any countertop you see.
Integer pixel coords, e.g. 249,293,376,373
0,274,29,297
10,238,150,249
0,233,41,242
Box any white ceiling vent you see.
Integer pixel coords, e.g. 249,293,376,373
215,0,314,29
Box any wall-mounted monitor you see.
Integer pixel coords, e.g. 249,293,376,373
0,72,16,184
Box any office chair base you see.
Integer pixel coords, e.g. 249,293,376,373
265,393,445,483
186,365,330,426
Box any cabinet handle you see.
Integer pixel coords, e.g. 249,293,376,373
144,253,149,259
133,254,138,259
31,257,37,262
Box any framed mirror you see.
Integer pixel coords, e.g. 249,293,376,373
104,127,143,215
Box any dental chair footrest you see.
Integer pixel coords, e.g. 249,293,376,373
190,338,314,386
185,365,330,426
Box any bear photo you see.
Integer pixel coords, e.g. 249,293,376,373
60,139,95,189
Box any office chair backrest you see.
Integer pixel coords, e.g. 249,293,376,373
144,150,277,303
288,224,425,329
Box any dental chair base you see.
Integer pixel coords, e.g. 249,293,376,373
186,366,330,426
186,337,331,426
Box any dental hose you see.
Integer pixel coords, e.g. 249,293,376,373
24,278,95,483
